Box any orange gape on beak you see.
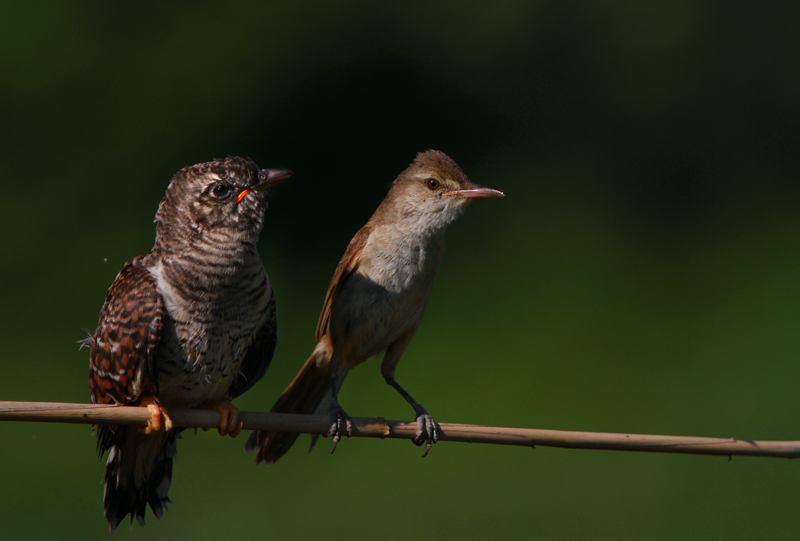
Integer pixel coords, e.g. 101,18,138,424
236,189,251,203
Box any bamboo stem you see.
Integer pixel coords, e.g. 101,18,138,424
1,401,797,459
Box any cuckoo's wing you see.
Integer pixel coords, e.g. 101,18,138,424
89,256,164,456
228,291,278,398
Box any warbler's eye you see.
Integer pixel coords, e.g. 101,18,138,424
425,178,440,190
211,183,232,199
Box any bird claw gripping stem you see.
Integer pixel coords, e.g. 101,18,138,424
328,403,353,453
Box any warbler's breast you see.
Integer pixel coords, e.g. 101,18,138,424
330,223,444,365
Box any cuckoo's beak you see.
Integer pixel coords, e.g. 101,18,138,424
237,168,294,203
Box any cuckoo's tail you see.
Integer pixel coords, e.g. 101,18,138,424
100,425,177,532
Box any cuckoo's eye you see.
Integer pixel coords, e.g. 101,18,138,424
425,178,440,190
210,183,233,199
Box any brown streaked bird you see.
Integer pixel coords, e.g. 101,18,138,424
85,156,291,531
246,149,503,463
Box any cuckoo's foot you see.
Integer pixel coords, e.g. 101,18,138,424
328,403,353,454
139,395,174,434
413,413,438,458
200,399,243,438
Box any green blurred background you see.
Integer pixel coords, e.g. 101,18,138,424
1,2,799,539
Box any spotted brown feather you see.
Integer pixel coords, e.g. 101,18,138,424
89,255,163,455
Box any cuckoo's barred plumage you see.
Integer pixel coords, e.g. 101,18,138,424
87,157,291,531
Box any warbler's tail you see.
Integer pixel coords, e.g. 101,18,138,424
245,345,347,464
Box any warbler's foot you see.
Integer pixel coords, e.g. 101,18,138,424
139,395,174,434
413,413,438,458
328,403,353,453
200,399,243,438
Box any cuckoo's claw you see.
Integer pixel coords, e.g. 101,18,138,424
328,404,353,454
200,399,243,438
413,413,438,458
139,395,174,434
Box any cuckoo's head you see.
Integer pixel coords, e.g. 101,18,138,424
154,156,292,247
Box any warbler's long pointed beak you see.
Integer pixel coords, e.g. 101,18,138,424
443,183,505,198
237,168,294,203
